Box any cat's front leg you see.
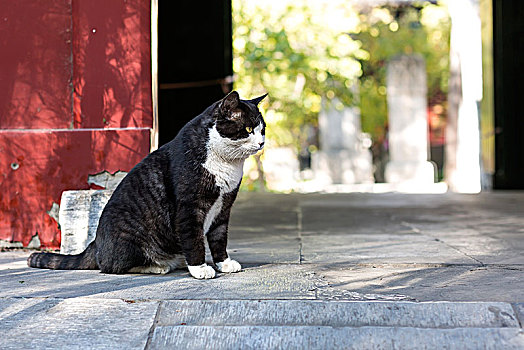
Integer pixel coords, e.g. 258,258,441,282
176,203,216,279
207,222,242,273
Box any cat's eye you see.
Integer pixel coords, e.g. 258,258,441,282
246,127,253,133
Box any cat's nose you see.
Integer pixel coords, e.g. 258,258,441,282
259,141,265,148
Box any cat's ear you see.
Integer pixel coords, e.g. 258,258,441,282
249,93,268,106
219,91,242,121
220,91,240,114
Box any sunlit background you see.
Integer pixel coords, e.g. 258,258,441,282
231,0,487,194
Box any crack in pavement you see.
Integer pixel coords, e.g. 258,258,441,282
400,221,486,266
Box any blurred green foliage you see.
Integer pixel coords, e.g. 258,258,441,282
356,5,450,142
232,0,364,150
232,0,450,147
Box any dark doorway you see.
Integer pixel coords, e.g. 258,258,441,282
157,1,232,146
493,0,524,189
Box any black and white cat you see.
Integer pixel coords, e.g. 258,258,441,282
28,91,266,279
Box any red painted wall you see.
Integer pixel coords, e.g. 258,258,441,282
0,0,152,249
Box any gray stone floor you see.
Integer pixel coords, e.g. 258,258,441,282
1,192,523,349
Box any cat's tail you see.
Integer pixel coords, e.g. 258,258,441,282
27,242,98,270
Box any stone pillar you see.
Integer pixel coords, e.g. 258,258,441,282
385,54,436,184
445,0,482,193
313,99,373,184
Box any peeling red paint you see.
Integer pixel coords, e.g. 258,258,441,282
0,128,151,248
0,0,153,249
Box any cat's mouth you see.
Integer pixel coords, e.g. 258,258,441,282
250,145,264,154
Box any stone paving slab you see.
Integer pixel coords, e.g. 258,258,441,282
301,233,475,264
1,255,523,304
316,264,524,303
227,229,300,264
0,298,158,350
150,326,524,350
0,256,316,300
218,196,301,263
403,225,524,265
299,206,441,235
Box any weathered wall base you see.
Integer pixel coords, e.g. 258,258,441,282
0,129,149,248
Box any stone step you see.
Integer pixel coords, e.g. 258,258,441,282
156,300,520,329
149,300,524,349
150,326,523,350
1,297,523,349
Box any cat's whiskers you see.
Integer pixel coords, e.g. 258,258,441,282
207,125,254,162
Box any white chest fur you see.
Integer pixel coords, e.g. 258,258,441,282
202,126,245,234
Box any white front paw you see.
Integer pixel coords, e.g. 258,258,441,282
216,258,242,273
188,264,216,279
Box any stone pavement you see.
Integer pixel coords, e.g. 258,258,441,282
1,192,523,349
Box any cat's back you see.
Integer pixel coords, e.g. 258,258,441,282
170,107,215,161
104,109,214,208
101,147,173,219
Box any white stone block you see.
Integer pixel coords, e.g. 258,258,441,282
59,190,113,254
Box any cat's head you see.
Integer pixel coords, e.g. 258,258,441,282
210,91,267,160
